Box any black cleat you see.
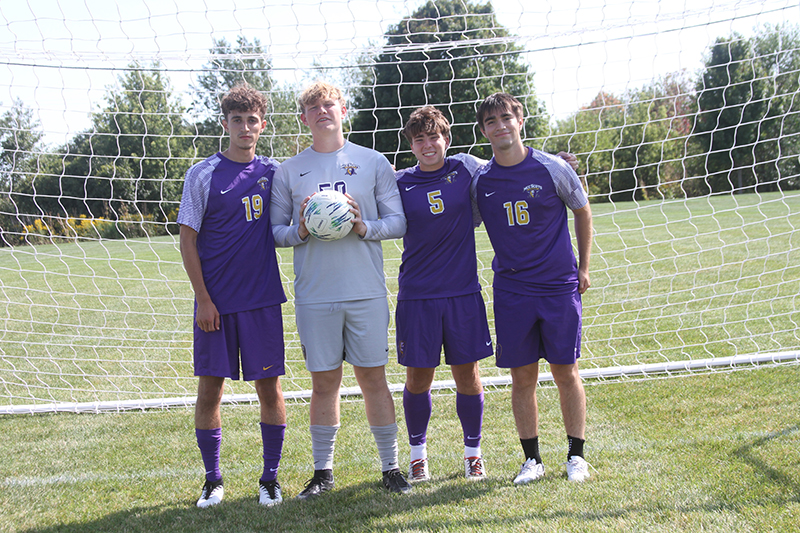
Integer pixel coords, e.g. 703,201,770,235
296,469,335,500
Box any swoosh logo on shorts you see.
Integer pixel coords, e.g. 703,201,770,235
263,365,273,371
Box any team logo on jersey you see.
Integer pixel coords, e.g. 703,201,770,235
257,176,270,190
341,163,359,176
524,184,543,198
441,171,457,184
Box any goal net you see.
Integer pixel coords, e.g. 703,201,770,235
1,0,798,413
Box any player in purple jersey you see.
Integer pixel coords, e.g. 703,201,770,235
178,84,288,508
396,106,579,484
270,81,411,498
395,106,492,482
475,93,594,484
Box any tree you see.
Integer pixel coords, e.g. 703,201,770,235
189,36,303,160
38,64,192,221
549,73,697,203
349,0,545,169
0,99,44,190
0,100,46,243
691,24,800,194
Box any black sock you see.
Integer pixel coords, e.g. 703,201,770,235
520,437,542,464
567,435,585,460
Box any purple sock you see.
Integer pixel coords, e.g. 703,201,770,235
457,391,484,449
196,427,222,482
260,423,286,482
403,387,432,446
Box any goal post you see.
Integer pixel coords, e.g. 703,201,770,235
1,0,799,414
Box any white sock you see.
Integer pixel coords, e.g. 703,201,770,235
465,445,481,459
410,443,427,462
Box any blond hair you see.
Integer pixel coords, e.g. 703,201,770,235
298,81,344,113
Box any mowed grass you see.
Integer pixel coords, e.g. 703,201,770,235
1,191,798,406
2,365,799,532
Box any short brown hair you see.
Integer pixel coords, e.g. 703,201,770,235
402,106,451,142
220,83,268,120
298,81,344,114
476,92,524,129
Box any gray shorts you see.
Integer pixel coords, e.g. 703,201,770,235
296,297,390,372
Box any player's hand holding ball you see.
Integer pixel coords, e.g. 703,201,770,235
303,190,356,241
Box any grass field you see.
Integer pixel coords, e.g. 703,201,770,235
1,191,799,530
1,191,798,409
2,365,799,532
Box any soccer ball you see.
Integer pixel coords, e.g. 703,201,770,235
304,190,355,241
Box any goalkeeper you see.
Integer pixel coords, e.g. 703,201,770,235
178,84,287,508
270,81,411,498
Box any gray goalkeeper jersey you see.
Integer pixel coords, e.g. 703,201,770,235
270,141,406,305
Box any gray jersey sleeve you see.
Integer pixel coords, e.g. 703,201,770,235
270,164,309,247
176,158,214,232
531,149,588,210
362,155,407,240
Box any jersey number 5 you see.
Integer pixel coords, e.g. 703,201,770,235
503,201,529,226
428,190,444,215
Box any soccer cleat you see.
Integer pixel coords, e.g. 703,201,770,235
566,455,591,482
196,479,224,508
464,456,487,480
382,468,413,494
258,479,283,506
296,470,335,500
513,458,545,485
408,457,430,483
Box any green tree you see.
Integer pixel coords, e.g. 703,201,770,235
38,64,192,222
0,99,44,189
349,0,545,169
189,36,303,160
0,100,46,243
549,73,697,203
692,24,800,194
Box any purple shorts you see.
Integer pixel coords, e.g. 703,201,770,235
193,304,285,381
493,288,582,368
395,292,493,368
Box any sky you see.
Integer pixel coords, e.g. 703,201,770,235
1,0,797,146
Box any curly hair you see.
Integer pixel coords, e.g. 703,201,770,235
220,83,268,120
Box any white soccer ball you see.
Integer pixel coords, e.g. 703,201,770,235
304,190,355,241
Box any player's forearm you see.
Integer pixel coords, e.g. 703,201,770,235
361,213,407,241
573,204,593,273
179,226,212,303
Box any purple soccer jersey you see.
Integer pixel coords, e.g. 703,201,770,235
395,155,482,300
178,153,286,314
475,147,588,296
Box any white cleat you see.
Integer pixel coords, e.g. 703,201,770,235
566,456,591,482
197,479,224,508
513,458,545,485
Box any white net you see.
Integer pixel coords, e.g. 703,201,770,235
1,0,798,413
